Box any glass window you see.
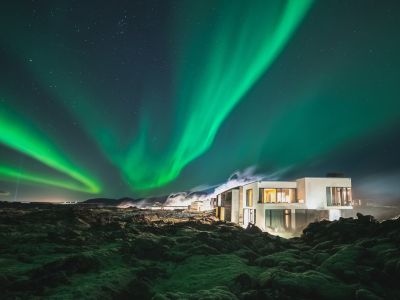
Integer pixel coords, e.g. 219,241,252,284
263,189,276,203
265,210,271,227
221,191,232,206
250,209,256,224
265,209,290,230
326,187,352,206
244,208,256,225
276,188,296,203
276,189,284,203
246,189,253,207
260,188,296,203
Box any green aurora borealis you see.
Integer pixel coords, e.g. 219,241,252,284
0,104,100,193
122,0,313,189
1,0,400,201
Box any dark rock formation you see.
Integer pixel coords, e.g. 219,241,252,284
0,205,399,300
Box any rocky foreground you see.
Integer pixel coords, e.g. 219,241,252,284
0,203,399,300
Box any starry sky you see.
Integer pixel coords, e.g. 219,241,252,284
1,0,400,203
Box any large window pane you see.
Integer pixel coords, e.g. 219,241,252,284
334,188,341,205
347,188,352,205
266,209,292,231
326,187,332,206
288,189,296,203
277,188,296,203
260,188,296,203
277,189,283,203
246,189,253,207
263,189,276,203
326,187,352,206
270,210,284,228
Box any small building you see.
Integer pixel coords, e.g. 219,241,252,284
188,198,215,212
214,177,353,233
188,200,203,212
61,201,78,205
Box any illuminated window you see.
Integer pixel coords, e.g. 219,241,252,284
276,188,296,203
326,187,352,206
259,188,296,203
265,209,291,230
246,189,253,207
258,189,276,203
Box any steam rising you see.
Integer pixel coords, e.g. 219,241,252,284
118,166,292,209
357,171,400,204
214,166,291,195
164,166,288,207
164,192,210,207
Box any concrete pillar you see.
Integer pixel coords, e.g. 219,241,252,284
291,209,296,230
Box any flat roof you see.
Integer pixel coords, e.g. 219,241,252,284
214,177,352,194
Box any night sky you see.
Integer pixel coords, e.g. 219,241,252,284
1,0,400,203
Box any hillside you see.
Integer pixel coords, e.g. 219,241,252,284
0,203,399,299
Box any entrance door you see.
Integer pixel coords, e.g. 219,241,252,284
243,208,256,226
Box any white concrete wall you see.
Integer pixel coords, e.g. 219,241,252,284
329,209,341,220
258,181,297,189
297,177,352,209
215,177,352,231
242,182,258,209
231,189,240,223
241,182,262,229
241,181,297,230
296,178,306,203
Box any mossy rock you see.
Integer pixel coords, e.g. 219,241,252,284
30,254,101,278
153,286,238,300
154,255,261,294
258,269,354,300
318,245,364,282
131,237,169,260
355,289,383,300
255,250,313,271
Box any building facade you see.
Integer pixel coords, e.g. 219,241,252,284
214,177,353,233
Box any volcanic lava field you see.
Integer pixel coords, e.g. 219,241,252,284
0,203,399,300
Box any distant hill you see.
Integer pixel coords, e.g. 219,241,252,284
82,188,212,207
82,197,137,206
82,196,170,207
0,190,10,196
